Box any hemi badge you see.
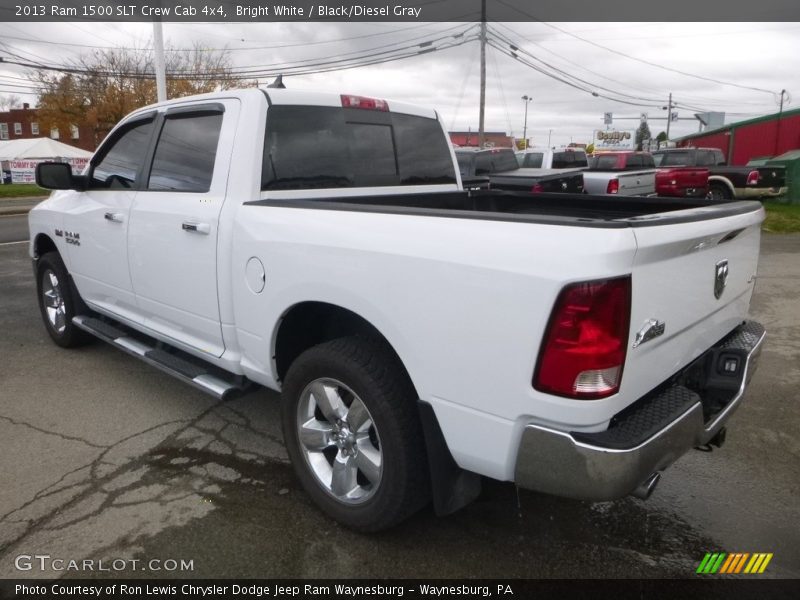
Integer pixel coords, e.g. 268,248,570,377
633,319,666,348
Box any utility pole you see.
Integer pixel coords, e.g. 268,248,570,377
153,21,167,102
521,95,532,149
775,89,786,155
478,0,486,148
548,129,552,147
665,92,673,140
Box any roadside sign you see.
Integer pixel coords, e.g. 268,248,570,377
604,112,613,125
595,130,634,150
671,111,679,122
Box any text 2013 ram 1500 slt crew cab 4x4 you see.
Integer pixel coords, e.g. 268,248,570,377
30,89,766,531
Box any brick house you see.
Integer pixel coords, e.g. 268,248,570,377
0,104,96,152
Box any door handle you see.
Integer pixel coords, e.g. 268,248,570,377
104,212,124,223
182,221,211,235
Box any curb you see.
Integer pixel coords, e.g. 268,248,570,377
0,197,46,217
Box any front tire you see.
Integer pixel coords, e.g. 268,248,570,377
281,336,430,532
36,251,91,348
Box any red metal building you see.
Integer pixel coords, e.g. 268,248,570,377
675,108,800,165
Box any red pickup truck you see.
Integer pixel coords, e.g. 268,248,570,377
590,151,709,198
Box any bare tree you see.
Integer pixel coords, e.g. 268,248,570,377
0,94,22,110
31,43,246,147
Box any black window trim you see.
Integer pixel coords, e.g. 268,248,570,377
87,111,158,191
165,102,225,117
141,107,225,194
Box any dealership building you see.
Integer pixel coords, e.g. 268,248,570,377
675,107,800,165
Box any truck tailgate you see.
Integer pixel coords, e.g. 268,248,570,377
619,205,763,408
756,166,785,191
618,169,656,196
656,167,709,196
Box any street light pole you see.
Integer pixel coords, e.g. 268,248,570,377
153,21,167,102
548,129,552,147
521,95,532,149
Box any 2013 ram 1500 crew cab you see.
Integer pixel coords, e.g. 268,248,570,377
29,89,766,531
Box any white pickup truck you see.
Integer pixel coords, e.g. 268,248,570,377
30,88,766,532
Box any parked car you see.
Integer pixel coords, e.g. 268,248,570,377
652,147,786,201
583,151,656,196
457,147,584,193
30,88,766,532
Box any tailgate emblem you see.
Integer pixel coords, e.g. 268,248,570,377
715,259,729,299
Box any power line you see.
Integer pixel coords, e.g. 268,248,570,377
0,24,477,80
494,0,778,97
488,27,664,105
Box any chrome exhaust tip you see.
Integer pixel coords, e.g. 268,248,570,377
631,472,661,500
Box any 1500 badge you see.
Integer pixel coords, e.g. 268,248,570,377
54,229,80,246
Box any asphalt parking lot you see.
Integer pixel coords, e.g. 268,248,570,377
0,234,798,579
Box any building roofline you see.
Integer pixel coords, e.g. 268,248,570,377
674,106,800,142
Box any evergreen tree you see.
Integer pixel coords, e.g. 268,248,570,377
635,121,652,151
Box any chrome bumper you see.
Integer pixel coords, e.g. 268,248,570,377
738,186,788,199
514,321,766,500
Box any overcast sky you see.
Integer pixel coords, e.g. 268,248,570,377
0,21,797,147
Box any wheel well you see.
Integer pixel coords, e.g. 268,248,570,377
274,301,479,514
33,234,58,259
274,302,408,385
708,177,735,196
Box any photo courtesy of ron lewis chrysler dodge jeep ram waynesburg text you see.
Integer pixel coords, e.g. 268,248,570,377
29,88,765,531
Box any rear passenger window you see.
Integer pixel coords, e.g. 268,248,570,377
148,112,223,192
697,151,715,167
641,154,656,168
90,118,154,189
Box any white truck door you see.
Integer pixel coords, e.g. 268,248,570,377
127,100,239,357
64,113,157,322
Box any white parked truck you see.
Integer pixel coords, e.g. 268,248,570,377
30,89,766,531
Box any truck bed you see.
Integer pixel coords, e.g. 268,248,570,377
247,190,760,228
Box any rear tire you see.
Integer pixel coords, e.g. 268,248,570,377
36,251,92,348
707,183,731,201
281,336,430,532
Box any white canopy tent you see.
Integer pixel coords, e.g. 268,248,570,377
0,137,92,160
0,138,92,184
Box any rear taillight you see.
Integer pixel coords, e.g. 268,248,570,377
340,94,389,111
606,178,619,194
531,183,544,193
534,276,631,399
746,170,760,186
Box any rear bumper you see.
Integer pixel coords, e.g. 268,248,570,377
514,320,765,500
656,184,709,198
737,186,788,199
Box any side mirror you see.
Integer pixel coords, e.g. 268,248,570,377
35,162,85,191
